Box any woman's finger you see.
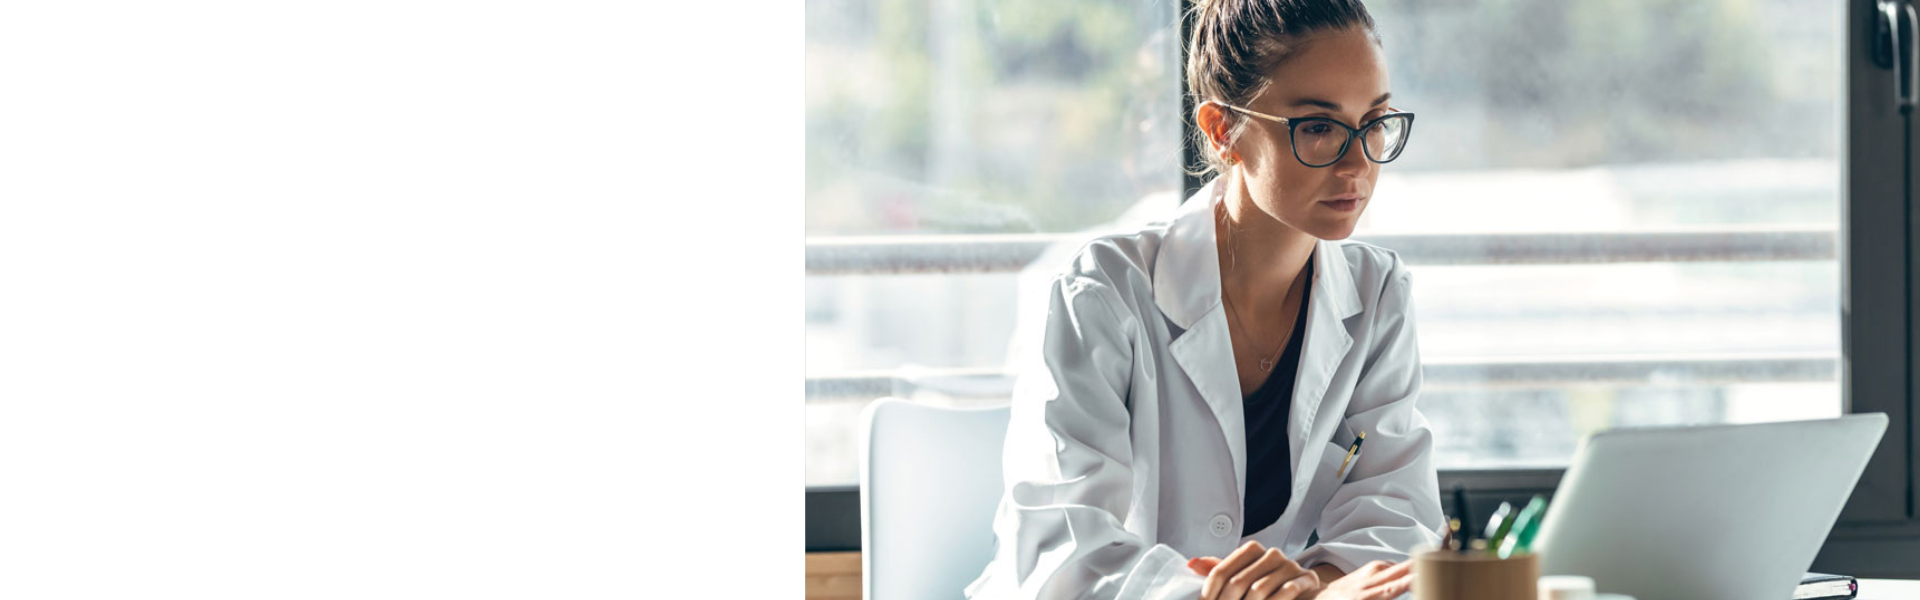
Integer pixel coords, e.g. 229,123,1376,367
1344,559,1413,600
1220,548,1283,600
1369,559,1412,582
1360,567,1415,600
1355,560,1393,576
1224,548,1299,600
1190,556,1222,575
1203,542,1266,600
1250,569,1319,600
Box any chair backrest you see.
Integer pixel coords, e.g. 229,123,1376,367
859,398,1011,600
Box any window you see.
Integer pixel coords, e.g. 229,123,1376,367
806,0,1183,486
807,0,1842,486
1356,0,1843,468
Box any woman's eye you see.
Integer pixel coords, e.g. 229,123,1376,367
1301,123,1335,136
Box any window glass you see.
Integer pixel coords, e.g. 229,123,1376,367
805,0,1183,485
1360,0,1841,467
805,0,1841,485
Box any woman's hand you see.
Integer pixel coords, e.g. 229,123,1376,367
1188,552,1415,600
1186,541,1321,600
1302,560,1415,600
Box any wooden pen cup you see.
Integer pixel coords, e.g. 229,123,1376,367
1412,549,1540,600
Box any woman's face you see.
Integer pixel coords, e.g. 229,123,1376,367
1229,27,1391,241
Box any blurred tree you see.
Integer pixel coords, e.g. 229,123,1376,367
808,0,1828,233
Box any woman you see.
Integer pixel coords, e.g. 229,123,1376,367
965,1,1442,599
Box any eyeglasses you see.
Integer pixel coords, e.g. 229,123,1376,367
1213,102,1416,168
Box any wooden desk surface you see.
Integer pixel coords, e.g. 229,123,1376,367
805,552,861,600
803,553,1913,600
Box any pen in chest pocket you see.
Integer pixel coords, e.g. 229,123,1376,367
1335,431,1366,478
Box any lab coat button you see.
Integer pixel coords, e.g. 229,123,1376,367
1209,514,1233,537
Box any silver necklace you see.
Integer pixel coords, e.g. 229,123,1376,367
1218,202,1306,373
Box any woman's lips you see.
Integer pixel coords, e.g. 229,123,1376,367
1320,198,1361,212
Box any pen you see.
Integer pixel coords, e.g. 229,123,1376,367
1335,431,1366,478
1485,501,1519,555
1481,501,1510,539
1502,495,1549,558
1450,484,1473,554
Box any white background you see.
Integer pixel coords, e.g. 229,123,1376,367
0,2,799,597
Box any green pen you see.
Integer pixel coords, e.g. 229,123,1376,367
1487,501,1525,555
1482,501,1514,555
1510,496,1551,556
1497,495,1548,558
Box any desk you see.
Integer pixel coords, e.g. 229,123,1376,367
804,552,860,600
1857,578,1920,600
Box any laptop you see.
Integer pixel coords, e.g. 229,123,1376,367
1534,414,1887,600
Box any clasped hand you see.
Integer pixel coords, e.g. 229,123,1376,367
1186,541,1414,600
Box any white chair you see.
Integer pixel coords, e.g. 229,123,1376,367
860,398,1011,600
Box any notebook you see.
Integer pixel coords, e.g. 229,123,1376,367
1797,572,1857,600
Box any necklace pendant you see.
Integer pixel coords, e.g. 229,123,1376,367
1259,357,1275,372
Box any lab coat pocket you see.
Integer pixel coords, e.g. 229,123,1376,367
1290,423,1361,546
1328,422,1362,481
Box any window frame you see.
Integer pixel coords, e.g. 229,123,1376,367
1814,0,1920,576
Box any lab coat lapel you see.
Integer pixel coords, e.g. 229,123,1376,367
1280,241,1364,536
1155,179,1249,503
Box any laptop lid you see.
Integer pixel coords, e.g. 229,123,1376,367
1534,414,1887,600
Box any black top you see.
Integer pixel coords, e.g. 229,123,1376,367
1241,257,1313,537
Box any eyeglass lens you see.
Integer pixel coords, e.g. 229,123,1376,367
1292,115,1410,166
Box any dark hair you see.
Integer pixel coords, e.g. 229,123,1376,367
1186,0,1380,176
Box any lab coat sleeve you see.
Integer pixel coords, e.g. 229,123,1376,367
1292,259,1445,575
969,274,1203,600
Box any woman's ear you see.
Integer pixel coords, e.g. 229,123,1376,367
1196,101,1238,165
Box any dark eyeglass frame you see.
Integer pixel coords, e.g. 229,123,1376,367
1213,102,1417,168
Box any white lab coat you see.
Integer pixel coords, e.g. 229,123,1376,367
966,178,1443,600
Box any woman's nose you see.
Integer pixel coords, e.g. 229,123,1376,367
1330,139,1372,177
